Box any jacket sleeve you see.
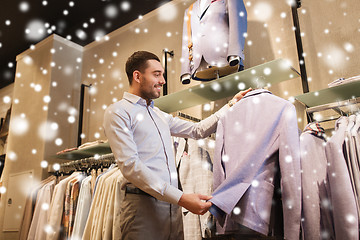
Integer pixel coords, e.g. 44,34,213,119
278,104,302,240
165,104,229,139
299,133,322,240
227,0,247,61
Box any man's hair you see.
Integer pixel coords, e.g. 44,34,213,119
125,51,160,85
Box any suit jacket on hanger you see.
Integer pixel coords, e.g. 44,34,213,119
344,115,360,216
300,123,335,240
209,89,301,240
325,117,359,239
180,0,247,78
177,138,215,239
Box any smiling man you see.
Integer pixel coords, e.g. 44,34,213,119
103,51,251,240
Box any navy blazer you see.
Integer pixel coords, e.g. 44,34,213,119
210,89,301,240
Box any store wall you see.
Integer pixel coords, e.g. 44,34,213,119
0,35,83,240
0,84,13,120
298,0,360,92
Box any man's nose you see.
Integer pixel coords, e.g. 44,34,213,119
160,75,166,84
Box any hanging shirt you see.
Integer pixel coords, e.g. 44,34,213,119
71,176,92,240
103,92,228,205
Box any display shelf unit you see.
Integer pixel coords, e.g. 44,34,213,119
154,58,300,113
295,81,360,108
55,142,111,160
55,59,300,160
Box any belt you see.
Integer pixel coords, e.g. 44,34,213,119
125,185,152,197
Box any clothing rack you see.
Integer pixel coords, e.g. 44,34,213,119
177,111,201,122
306,97,360,123
53,153,115,174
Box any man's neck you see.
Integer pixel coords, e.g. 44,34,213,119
128,89,152,106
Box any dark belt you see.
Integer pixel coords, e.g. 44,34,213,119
125,185,152,197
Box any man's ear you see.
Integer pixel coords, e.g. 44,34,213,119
133,70,141,84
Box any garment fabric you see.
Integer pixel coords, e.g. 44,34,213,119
62,177,78,239
103,92,228,239
46,172,80,240
113,173,125,239
119,191,183,240
71,175,92,240
102,172,123,239
209,89,301,240
27,179,56,240
68,174,85,238
344,115,360,216
19,175,56,240
180,0,247,77
351,115,360,183
82,168,118,240
325,117,358,239
92,170,121,240
177,138,215,239
300,123,334,240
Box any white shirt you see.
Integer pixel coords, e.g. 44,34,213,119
103,92,228,204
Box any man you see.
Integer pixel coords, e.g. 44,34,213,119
103,51,251,239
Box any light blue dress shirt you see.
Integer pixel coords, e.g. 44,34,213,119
103,92,228,205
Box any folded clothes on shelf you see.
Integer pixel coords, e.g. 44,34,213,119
78,139,108,149
56,147,78,155
328,74,360,87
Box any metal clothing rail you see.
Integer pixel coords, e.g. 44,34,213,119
306,97,360,123
177,111,201,122
55,153,115,174
306,97,360,114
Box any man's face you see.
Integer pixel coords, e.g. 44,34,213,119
138,59,165,101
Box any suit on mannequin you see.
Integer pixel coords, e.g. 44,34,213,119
180,0,247,83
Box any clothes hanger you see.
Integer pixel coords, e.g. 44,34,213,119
351,105,360,136
342,99,357,131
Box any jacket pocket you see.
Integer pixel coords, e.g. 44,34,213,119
231,180,274,235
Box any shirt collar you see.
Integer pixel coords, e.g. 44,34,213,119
123,92,154,108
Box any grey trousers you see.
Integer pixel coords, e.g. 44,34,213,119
120,192,184,240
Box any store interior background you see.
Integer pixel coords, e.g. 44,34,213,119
0,0,359,239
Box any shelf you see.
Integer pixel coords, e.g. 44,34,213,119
55,142,112,160
55,59,300,160
295,81,360,108
154,59,300,113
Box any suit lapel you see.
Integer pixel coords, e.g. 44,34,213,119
198,0,212,20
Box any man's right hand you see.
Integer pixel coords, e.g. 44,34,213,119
178,193,212,215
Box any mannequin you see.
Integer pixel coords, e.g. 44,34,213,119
180,0,247,84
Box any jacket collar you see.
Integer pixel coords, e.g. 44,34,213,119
303,122,325,139
335,116,348,130
123,92,154,108
242,88,272,99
